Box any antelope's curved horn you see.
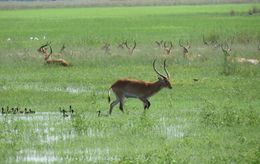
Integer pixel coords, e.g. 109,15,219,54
39,41,51,49
133,40,136,49
153,59,166,78
163,59,170,79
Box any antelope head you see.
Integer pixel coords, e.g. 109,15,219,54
221,42,232,57
125,40,136,55
163,41,173,55
153,59,172,89
179,40,190,58
38,42,51,54
101,43,111,54
118,41,127,49
38,42,52,60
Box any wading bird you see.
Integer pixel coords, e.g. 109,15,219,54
1,107,5,114
29,109,35,114
69,105,74,114
107,59,172,115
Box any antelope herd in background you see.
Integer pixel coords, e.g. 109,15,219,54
37,35,260,67
3,35,259,116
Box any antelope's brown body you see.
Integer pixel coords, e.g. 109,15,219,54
111,79,165,99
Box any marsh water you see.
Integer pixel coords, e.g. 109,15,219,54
0,111,185,163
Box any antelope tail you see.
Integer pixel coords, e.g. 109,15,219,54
108,88,111,103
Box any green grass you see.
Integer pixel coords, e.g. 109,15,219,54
0,3,260,48
0,3,260,163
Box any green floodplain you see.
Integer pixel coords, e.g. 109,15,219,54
0,3,260,163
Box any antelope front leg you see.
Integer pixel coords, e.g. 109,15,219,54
119,97,125,113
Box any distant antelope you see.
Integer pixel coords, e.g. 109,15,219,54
101,43,111,55
38,43,70,66
29,109,35,114
163,41,173,55
179,40,203,60
107,59,172,115
212,40,221,48
179,40,190,59
118,41,127,49
125,40,136,55
221,43,259,65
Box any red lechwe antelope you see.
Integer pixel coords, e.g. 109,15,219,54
163,41,173,55
221,43,259,65
125,40,136,55
38,42,70,66
179,39,191,59
107,59,172,115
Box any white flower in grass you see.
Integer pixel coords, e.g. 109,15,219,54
7,38,11,41
34,37,39,40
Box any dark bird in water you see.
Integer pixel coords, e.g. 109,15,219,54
24,108,30,114
19,109,24,114
12,107,19,114
61,109,69,117
97,110,108,117
8,108,14,114
15,107,19,114
59,106,74,117
29,109,35,114
1,107,6,114
12,108,16,114
97,110,101,117
69,105,74,114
